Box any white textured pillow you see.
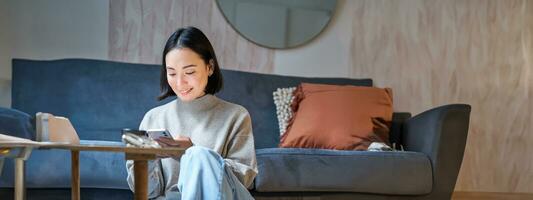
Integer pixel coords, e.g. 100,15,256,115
273,87,297,136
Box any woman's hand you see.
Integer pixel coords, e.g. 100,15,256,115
155,135,193,148
154,135,193,159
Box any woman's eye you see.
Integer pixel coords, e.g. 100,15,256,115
168,73,176,76
185,71,195,75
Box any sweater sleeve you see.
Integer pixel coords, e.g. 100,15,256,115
125,110,166,199
223,109,258,189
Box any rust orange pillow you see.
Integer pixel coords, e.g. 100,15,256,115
279,83,393,150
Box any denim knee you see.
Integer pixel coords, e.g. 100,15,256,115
182,146,221,163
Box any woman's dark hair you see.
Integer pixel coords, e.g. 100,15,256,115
158,26,223,101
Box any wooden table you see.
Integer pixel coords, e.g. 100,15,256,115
0,143,34,200
1,142,185,200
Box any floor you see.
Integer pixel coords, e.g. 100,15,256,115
452,191,533,200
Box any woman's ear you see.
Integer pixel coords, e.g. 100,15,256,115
208,59,214,76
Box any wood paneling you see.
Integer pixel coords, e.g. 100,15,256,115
347,0,533,193
108,0,274,73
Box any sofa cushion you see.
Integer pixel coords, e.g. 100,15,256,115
280,83,393,150
272,87,297,136
0,107,34,140
255,148,432,195
217,70,373,149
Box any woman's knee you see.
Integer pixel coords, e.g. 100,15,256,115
185,146,210,155
182,146,220,161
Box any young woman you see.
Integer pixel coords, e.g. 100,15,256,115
126,27,257,200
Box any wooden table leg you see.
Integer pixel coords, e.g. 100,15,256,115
14,147,32,200
0,158,4,178
71,150,80,200
133,160,148,200
14,158,24,200
126,153,156,200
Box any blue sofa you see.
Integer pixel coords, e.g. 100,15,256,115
0,59,471,200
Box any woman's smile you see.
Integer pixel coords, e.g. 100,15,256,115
179,88,193,96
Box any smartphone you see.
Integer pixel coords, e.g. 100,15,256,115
121,128,147,137
146,129,172,140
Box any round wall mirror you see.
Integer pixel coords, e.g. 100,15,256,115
216,0,337,49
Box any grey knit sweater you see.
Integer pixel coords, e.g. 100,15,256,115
126,94,257,199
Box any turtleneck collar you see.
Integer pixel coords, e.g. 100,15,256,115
175,94,219,112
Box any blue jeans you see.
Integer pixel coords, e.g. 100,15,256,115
177,146,254,200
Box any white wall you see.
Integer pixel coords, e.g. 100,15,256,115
0,0,109,107
0,1,11,107
274,0,351,78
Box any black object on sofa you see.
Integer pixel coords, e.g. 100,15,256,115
0,59,471,200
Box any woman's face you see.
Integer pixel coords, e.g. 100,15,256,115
165,48,213,102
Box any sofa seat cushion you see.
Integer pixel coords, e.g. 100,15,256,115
255,148,432,195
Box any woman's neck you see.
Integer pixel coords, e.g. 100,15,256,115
176,94,218,112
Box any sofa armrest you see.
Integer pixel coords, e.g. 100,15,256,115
403,104,471,199
0,107,35,140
